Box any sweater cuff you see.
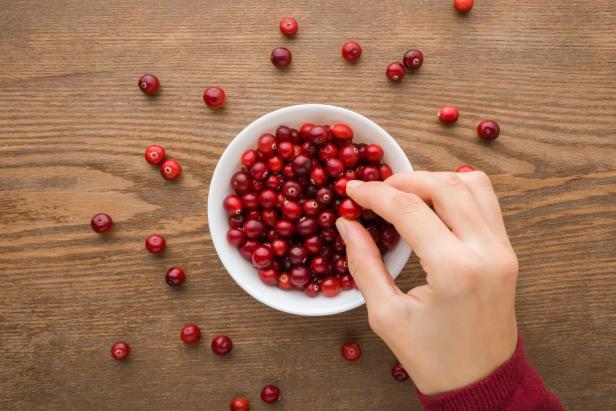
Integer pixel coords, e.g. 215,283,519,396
417,337,526,411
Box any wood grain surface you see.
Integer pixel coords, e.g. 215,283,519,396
1,1,615,410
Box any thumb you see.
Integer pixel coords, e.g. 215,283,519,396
336,218,400,307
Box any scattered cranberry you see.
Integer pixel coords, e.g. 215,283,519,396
341,342,361,361
90,213,113,233
454,0,474,14
438,105,459,124
403,49,424,71
160,159,182,180
111,341,130,361
261,384,281,404
279,17,298,36
180,323,201,345
477,120,500,140
386,62,405,81
145,145,165,165
456,164,476,173
138,74,159,95
203,86,226,110
392,361,410,381
211,335,233,356
230,396,250,411
271,47,292,68
145,234,166,254
341,41,362,62
165,267,185,286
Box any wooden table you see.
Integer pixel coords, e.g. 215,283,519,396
1,1,615,410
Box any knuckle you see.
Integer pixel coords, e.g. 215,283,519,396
438,172,465,188
469,171,493,189
391,192,424,214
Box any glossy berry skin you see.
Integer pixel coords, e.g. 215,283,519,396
203,86,226,109
90,213,113,233
291,154,312,176
341,342,361,361
160,159,182,180
341,41,362,62
145,234,166,253
364,144,384,163
477,120,501,140
252,246,273,268
227,228,246,247
392,361,410,381
403,49,424,71
230,396,250,411
304,281,320,297
279,17,298,36
456,164,476,173
261,384,281,404
165,267,186,286
211,335,233,356
180,323,201,345
259,267,278,285
340,274,355,290
320,276,341,297
379,164,393,180
439,105,459,124
271,47,292,68
290,265,311,289
454,0,473,14
111,341,130,361
138,74,159,95
241,149,257,167
386,62,405,81
338,144,359,167
231,172,251,193
339,198,362,220
145,145,165,165
381,226,400,248
277,273,293,290
223,195,243,215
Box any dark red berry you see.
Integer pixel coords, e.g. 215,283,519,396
91,213,113,233
211,335,233,356
291,154,312,175
277,141,294,160
243,220,265,239
180,323,201,345
341,41,362,62
340,274,355,290
111,341,130,361
223,195,243,215
304,281,320,297
310,166,328,187
258,133,277,157
439,105,459,124
261,384,281,404
360,165,380,181
338,198,362,220
290,265,310,289
311,255,331,275
477,120,500,140
318,210,336,229
227,228,246,247
364,144,384,163
392,361,410,381
145,145,165,165
252,246,273,268
379,164,393,180
240,240,259,260
341,342,361,361
338,144,359,167
259,267,278,285
271,47,292,68
249,161,268,180
386,62,405,81
454,0,473,14
277,272,293,290
279,17,298,36
307,126,330,145
403,49,424,71
288,245,308,264
304,235,323,255
165,266,186,286
282,180,302,200
160,159,182,180
138,74,159,95
271,239,288,257
319,143,338,161
320,276,341,297
381,225,400,248
203,86,226,109
230,396,250,411
274,219,295,237
228,214,245,229
325,158,344,178
241,149,258,167
145,234,166,253
258,189,277,209
281,200,302,220
231,171,251,193
296,217,318,237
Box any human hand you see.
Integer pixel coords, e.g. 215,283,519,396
335,171,519,395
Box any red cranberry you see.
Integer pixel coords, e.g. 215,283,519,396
228,214,245,229
322,228,337,242
145,145,165,165
279,17,298,36
292,154,312,175
231,171,251,193
319,143,338,161
274,219,295,237
230,396,250,411
307,126,330,145
277,272,293,290
301,141,318,157
339,198,362,220
325,158,344,178
243,220,265,239
296,217,318,237
203,86,226,109
259,267,278,285
271,47,292,68
227,228,246,247
288,245,308,264
223,195,243,215
333,255,349,274
381,225,400,248
364,144,384,163
271,239,288,256
281,200,302,220
310,166,328,187
241,149,258,167
379,164,393,180
138,74,159,95
302,199,320,217
477,120,500,140
392,361,410,381
240,240,259,260
386,62,405,81
241,192,259,210
341,274,355,290
249,161,268,180
90,213,112,233
311,255,331,275
245,210,261,221
318,210,336,229
180,323,201,345
160,159,182,180
454,0,473,14
290,265,310,289
276,125,292,142
145,234,166,253
261,384,281,404
343,168,357,180
258,133,277,157
403,49,424,71
341,41,362,62
320,276,341,297
252,246,273,268
300,123,314,138
265,174,281,190
258,189,277,209
211,335,233,356
332,178,349,197
304,281,320,297
366,225,382,243
304,235,323,254
303,184,318,198
330,123,353,142
316,187,333,206
267,156,283,172
456,164,476,173
360,165,380,181
261,209,277,226
277,141,294,160
250,179,264,192
338,144,359,167
111,341,130,361
281,180,302,200
439,105,459,124
341,342,361,361
165,267,186,286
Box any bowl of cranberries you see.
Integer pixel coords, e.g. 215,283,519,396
208,104,412,316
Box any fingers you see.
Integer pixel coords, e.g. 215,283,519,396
384,171,493,242
345,180,461,262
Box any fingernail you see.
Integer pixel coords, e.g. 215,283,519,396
335,218,349,243
347,180,363,189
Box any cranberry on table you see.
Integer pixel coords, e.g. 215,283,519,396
279,17,298,36
90,213,112,233
320,276,341,297
392,361,410,381
438,105,460,124
386,62,405,81
403,49,424,71
456,164,476,173
165,267,185,287
454,0,474,14
145,145,165,165
230,396,250,411
203,86,226,109
341,342,362,361
160,159,182,180
477,120,501,140
111,341,130,361
145,234,166,253
211,335,233,356
261,384,281,404
180,323,201,345
138,73,159,95
271,47,292,68
341,41,362,62
339,198,362,220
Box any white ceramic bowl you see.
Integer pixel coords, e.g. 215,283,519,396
208,104,413,316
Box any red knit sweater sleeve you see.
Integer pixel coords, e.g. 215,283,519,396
416,337,564,411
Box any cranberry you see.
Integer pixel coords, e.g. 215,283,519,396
477,120,500,140
360,165,380,181
271,239,288,257
386,62,405,81
339,198,362,220
249,161,268,180
364,144,384,163
279,17,298,36
274,220,295,237
403,49,424,71
456,164,476,173
228,214,245,229
281,180,302,200
439,105,459,124
230,396,250,411
318,210,336,229
258,133,277,157
343,168,357,180
227,228,246,247
322,228,337,242
160,159,182,180
341,41,362,62
341,342,361,361
454,0,473,14
223,195,243,215
252,246,273,268
340,274,355,290
392,361,410,381
276,125,292,142
310,166,328,187
334,255,349,274
271,47,292,68
277,141,294,160
304,184,318,198
292,154,312,175
111,341,130,361
311,255,331,275
243,220,265,239
330,124,354,142
180,323,201,345
366,225,382,243
203,86,226,109
241,192,258,210
288,245,308,264
145,234,166,253
240,240,259,260
296,217,318,237
300,122,314,138
307,126,330,145
231,171,251,193
277,272,293,290
302,200,320,217
90,213,112,233
320,276,341,297
211,335,233,356
316,187,333,206
379,164,393,180
265,175,281,190
162,265,186,286
338,144,359,167
145,145,165,165
331,178,348,197
381,225,400,248
319,143,338,161
258,189,277,209
304,281,320,297
301,141,318,157
138,74,159,95
259,267,278,285
290,265,310,289
241,149,258,167
325,158,344,178
260,209,276,227
261,384,281,404
281,200,302,220
302,235,322,255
